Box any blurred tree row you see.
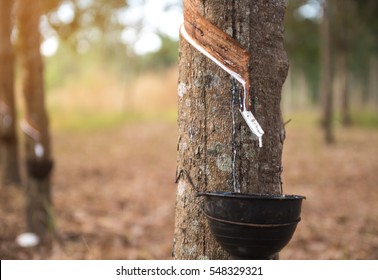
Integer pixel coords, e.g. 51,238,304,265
6,0,377,131
41,1,376,118
8,0,373,110
41,0,178,78
284,0,378,120
0,0,179,248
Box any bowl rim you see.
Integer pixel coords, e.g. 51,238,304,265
205,213,301,227
197,191,306,200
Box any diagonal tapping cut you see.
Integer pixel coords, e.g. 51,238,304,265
20,119,45,159
180,0,264,147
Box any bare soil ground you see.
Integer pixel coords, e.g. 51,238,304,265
1,120,377,259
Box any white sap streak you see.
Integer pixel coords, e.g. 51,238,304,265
180,24,264,147
34,142,45,158
242,84,247,113
240,109,264,148
20,120,41,141
241,78,263,147
231,81,239,192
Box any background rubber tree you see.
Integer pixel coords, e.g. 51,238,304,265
16,0,54,243
354,0,378,110
174,0,288,259
0,0,21,186
332,0,358,127
319,0,334,144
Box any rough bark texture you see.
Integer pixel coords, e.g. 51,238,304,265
0,0,21,185
173,0,288,260
16,0,54,242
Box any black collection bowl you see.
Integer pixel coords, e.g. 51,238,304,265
197,192,305,259
26,159,54,180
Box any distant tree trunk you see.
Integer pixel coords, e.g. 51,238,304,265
337,50,351,126
368,55,378,109
173,0,288,260
0,0,21,186
333,0,356,126
16,0,54,243
320,0,334,143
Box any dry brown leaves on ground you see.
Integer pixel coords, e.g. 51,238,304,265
1,122,377,259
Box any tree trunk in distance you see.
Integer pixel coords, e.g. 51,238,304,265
320,0,334,143
174,0,289,260
0,0,21,186
368,55,378,109
16,0,54,244
337,50,351,126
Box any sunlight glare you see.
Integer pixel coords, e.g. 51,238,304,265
134,32,162,55
297,1,323,21
40,36,59,57
119,0,182,55
56,1,75,24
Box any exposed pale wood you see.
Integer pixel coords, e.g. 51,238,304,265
184,0,250,107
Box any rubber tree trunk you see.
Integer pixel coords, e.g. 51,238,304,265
337,50,351,126
173,0,288,260
319,0,334,144
368,55,378,109
16,0,54,243
333,0,353,127
0,0,21,186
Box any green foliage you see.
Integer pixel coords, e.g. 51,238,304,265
49,109,177,133
284,0,320,103
284,0,378,109
43,31,178,91
41,0,377,129
129,34,178,73
44,0,180,72
46,0,129,49
351,111,378,129
44,42,81,90
354,0,378,52
50,110,141,132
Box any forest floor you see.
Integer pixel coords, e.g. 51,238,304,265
1,117,378,260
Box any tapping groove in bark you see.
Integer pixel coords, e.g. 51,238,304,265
181,2,265,146
183,0,250,97
173,0,289,259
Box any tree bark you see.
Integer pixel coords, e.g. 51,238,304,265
320,0,334,143
0,0,21,186
173,0,288,260
16,0,54,243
